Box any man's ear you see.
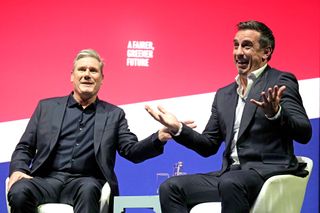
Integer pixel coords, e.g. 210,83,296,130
70,71,74,82
263,47,272,61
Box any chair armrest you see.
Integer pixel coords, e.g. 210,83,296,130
5,177,10,213
100,181,111,212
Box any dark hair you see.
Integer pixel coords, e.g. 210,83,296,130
237,20,275,60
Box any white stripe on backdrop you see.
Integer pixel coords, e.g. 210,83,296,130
0,77,319,163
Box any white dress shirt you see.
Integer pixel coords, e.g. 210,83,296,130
230,64,267,165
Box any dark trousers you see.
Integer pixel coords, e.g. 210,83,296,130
159,168,265,213
7,172,105,213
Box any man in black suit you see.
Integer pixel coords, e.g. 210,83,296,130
146,20,312,213
7,49,172,213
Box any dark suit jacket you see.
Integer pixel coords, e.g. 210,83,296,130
9,95,164,195
174,66,312,179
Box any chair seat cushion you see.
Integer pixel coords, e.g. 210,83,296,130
37,203,73,213
189,202,221,213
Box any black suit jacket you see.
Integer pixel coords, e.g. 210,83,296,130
9,96,164,195
174,67,312,178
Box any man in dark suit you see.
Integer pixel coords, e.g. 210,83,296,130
7,49,172,213
146,20,312,213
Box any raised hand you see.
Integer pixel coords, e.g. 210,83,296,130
182,120,197,129
250,85,286,117
145,105,182,134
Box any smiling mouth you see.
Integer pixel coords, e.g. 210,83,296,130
236,58,248,64
80,83,94,89
236,59,249,68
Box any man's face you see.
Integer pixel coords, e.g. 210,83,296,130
233,29,269,76
71,57,103,101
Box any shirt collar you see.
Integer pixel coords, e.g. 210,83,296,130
235,63,268,86
67,93,98,110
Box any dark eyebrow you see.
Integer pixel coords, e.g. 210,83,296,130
77,66,99,71
241,40,254,46
77,66,87,70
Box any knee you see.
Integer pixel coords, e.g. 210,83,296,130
77,180,102,200
218,176,240,193
159,176,181,197
8,181,36,208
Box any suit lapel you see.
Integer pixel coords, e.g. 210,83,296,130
224,84,239,146
238,69,269,139
49,96,68,151
94,102,109,155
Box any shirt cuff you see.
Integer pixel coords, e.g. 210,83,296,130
265,105,282,120
171,122,183,136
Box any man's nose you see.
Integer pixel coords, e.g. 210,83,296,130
235,47,244,55
84,68,91,75
84,75,91,80
83,68,92,80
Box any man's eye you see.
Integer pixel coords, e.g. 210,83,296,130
78,68,86,71
241,42,253,49
90,68,98,73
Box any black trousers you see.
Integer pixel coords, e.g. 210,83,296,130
159,168,265,213
7,172,105,213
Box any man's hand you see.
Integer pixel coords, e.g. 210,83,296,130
145,105,181,133
250,85,286,117
182,120,197,129
7,171,32,191
158,120,197,142
146,105,197,134
158,127,172,142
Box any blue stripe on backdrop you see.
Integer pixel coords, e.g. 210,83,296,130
115,118,319,213
0,118,318,213
294,118,319,213
0,162,9,213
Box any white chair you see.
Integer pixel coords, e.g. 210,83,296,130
190,156,313,213
5,177,111,213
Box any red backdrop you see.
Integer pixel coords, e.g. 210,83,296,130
0,0,319,122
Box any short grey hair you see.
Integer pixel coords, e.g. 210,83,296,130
73,49,104,73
